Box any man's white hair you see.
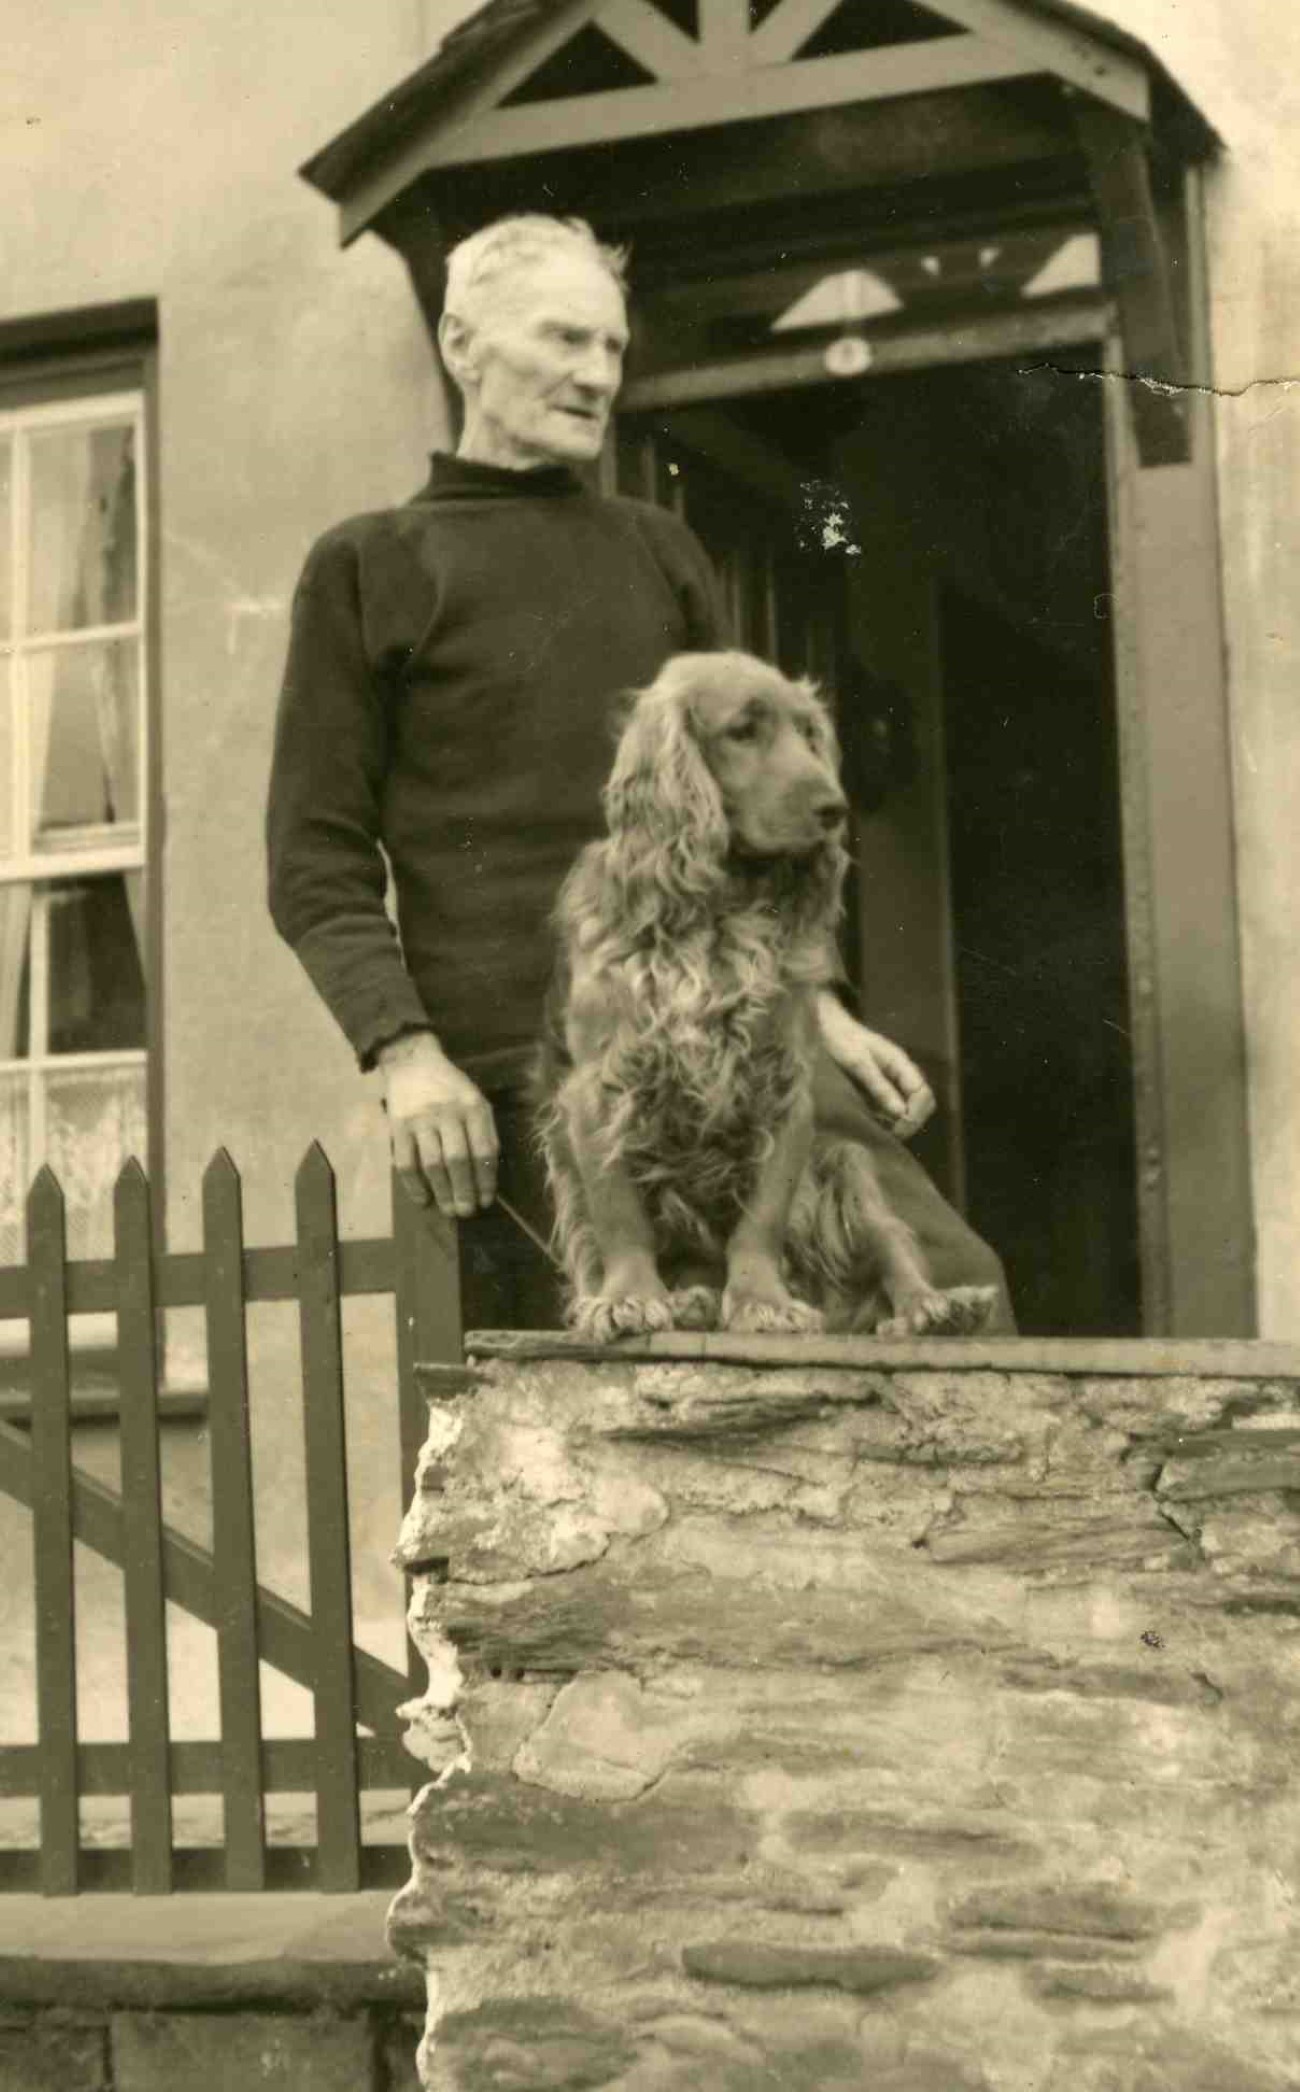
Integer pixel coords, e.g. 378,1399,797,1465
444,215,628,329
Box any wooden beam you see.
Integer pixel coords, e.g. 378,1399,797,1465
341,0,603,239
600,0,703,78
345,38,1044,213
0,1236,398,1320
747,0,843,67
698,0,749,68
1072,100,1188,466
424,85,1078,243
922,0,1149,118
642,220,1089,325
622,292,1110,407
1103,313,1254,1329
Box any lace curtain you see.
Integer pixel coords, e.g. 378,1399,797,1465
0,421,145,1263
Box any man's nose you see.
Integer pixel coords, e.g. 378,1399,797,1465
574,345,621,394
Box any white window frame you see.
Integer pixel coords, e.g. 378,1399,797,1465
0,386,150,1267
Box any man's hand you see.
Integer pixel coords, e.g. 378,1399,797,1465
378,1031,500,1217
815,992,935,1142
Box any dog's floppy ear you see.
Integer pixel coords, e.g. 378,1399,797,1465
603,658,729,926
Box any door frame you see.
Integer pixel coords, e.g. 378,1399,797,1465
617,205,1255,1335
1101,172,1254,1336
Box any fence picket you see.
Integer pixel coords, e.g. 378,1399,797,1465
393,1179,462,1523
295,1144,361,1892
203,1150,266,1890
114,1159,173,1893
393,1185,462,1700
27,1170,78,1895
0,1416,407,1731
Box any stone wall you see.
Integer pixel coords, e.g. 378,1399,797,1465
390,1340,1300,2092
0,2005,421,2092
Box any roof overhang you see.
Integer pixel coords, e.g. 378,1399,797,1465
301,0,1219,465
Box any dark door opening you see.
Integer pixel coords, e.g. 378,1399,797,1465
620,351,1141,1334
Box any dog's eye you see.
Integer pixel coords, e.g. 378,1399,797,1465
724,716,760,743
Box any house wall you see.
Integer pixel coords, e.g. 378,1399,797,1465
4,0,1299,1357
6,0,450,1606
7,0,449,1258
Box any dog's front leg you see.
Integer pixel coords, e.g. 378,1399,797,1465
565,1088,674,1343
722,1090,823,1335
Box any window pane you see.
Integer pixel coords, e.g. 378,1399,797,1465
0,1067,29,1265
28,640,141,843
0,884,31,1060
0,437,11,639
0,665,13,860
43,1061,147,1259
47,876,145,1055
26,422,137,634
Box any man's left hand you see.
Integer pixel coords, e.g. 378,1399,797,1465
815,992,936,1141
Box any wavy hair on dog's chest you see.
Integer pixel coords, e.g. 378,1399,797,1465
562,885,816,1241
538,651,847,1276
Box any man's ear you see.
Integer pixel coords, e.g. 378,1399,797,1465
438,310,479,395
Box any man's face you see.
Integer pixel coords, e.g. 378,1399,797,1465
453,251,629,469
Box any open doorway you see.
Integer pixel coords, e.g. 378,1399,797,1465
620,352,1140,1335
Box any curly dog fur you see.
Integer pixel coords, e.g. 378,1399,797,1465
536,650,997,1342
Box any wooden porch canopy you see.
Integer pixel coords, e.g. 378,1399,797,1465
301,0,1218,465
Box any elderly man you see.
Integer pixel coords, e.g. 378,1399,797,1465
267,213,1012,1330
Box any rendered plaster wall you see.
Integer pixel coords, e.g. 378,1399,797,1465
6,0,449,1602
391,1349,1300,2091
7,0,448,1239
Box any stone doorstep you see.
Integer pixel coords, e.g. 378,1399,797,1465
459,1329,1300,1379
0,1892,424,2012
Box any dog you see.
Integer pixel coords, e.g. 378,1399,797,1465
537,650,997,1342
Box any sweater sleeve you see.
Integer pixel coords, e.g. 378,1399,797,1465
621,500,730,650
266,528,432,1069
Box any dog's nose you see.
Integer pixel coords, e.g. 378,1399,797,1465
813,791,848,831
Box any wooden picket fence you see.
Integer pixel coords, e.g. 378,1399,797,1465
0,1146,463,1895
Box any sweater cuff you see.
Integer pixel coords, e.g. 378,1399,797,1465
291,921,434,1073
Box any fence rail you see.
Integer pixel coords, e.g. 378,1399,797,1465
0,1147,462,1895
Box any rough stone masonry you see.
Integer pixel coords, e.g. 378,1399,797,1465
387,1341,1300,2092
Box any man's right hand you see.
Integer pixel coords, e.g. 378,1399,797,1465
378,1031,499,1218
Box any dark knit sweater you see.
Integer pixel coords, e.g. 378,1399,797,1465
266,453,721,1088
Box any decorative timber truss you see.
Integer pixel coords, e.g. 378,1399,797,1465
302,0,1218,465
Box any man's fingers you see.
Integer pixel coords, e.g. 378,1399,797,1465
390,1124,434,1207
868,1041,935,1140
847,1051,908,1123
380,1048,499,1217
902,1085,937,1136
890,1074,936,1140
465,1102,500,1208
414,1122,468,1219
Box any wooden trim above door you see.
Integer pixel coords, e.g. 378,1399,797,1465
1102,181,1255,1333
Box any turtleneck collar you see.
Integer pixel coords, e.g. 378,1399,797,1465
412,451,586,503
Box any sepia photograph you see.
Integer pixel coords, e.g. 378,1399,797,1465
2,0,1298,2085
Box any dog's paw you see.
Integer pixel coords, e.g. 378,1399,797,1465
721,1289,824,1335
572,1292,675,1343
877,1285,998,1338
668,1284,721,1331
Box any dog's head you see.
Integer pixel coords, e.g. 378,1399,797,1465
602,650,849,929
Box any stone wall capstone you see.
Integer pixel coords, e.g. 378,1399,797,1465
388,1342,1300,2092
